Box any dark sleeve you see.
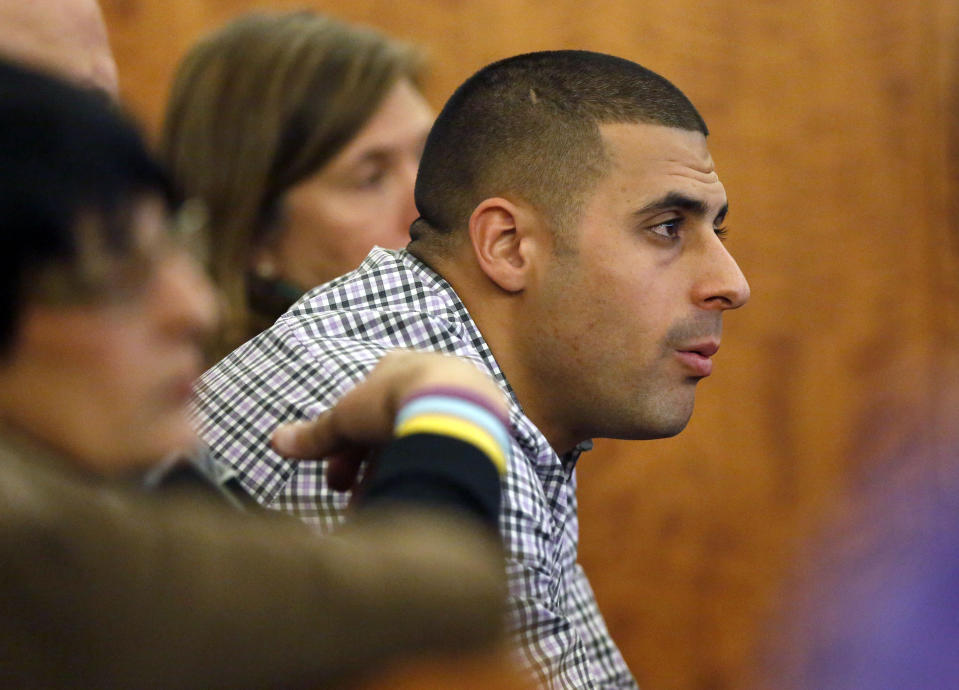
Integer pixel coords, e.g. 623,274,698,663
0,463,505,690
358,433,502,529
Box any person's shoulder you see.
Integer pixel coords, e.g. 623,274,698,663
289,248,451,314
273,249,470,355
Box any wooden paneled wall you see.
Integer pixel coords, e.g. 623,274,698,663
102,1,959,687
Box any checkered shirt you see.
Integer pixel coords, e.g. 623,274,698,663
192,248,638,689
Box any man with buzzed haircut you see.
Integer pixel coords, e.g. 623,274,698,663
194,50,750,688
0,0,118,95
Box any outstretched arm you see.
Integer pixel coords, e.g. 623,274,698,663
0,451,507,689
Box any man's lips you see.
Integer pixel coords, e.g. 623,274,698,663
674,341,719,377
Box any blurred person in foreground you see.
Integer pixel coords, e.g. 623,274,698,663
0,57,514,689
162,10,433,360
194,49,751,687
0,0,118,95
755,375,959,688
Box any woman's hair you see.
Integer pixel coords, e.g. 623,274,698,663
161,10,423,359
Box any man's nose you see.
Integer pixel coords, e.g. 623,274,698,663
692,232,751,311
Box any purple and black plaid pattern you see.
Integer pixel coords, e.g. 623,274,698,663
192,248,638,688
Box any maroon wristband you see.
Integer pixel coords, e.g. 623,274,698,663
398,385,510,428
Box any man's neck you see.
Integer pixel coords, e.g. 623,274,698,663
418,248,581,456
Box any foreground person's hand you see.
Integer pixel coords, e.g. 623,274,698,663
271,350,508,491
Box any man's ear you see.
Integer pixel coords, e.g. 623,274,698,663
468,197,540,293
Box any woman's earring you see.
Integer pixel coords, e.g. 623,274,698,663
254,256,277,280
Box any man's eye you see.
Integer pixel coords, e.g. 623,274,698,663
649,219,681,239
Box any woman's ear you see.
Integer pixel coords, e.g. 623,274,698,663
468,197,540,293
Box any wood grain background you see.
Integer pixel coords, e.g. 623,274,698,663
101,1,959,687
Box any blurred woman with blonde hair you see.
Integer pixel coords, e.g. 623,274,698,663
162,11,432,359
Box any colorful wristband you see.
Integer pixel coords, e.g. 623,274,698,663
399,385,509,428
395,385,512,475
396,395,511,456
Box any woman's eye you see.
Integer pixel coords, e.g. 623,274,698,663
358,168,386,188
346,163,388,190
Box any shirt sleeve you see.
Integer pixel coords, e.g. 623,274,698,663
358,432,501,529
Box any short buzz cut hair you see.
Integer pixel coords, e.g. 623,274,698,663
412,50,707,240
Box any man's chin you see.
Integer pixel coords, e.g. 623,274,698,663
608,419,691,442
624,402,695,440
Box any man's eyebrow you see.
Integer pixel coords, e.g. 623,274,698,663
635,192,728,224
